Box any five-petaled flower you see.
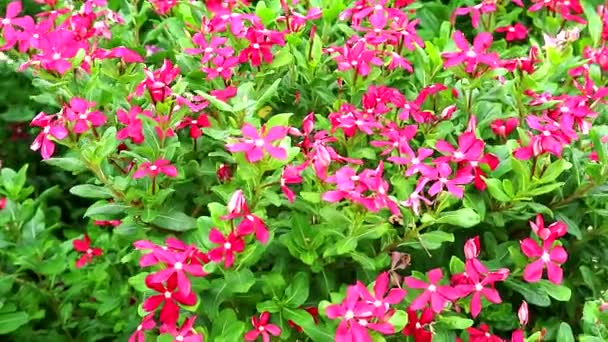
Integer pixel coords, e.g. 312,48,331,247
133,159,178,179
226,123,288,163
244,312,282,341
208,228,245,268
404,268,462,313
73,234,102,268
442,31,500,74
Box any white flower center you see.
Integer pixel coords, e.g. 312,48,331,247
428,284,437,292
164,291,172,299
1,18,10,25
416,322,422,329
453,151,464,159
254,139,265,147
439,177,448,183
253,43,260,49
345,310,354,320
466,50,477,58
508,27,515,32
149,165,158,171
258,326,265,332
204,47,213,53
33,33,40,39
79,114,88,120
43,126,51,134
176,336,184,342
542,130,551,137
412,157,420,164
351,60,358,66
52,52,62,60
541,252,551,262
351,175,359,181
560,106,570,113
475,283,483,291
358,319,368,326
86,248,93,255
174,262,183,270
373,300,382,307
224,242,232,250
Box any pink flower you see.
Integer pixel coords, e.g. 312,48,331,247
333,40,384,76
435,132,484,163
355,272,406,317
238,28,284,66
226,123,288,162
202,55,239,80
521,238,568,284
529,214,567,241
280,163,306,203
186,34,233,64
32,29,84,75
326,286,377,342
496,23,528,41
116,106,153,144
0,1,34,50
129,314,156,342
244,312,282,341
149,0,178,15
63,98,107,134
145,249,206,298
426,163,474,199
0,197,6,210
30,112,68,159
442,31,499,74
73,234,103,268
133,159,178,179
237,214,270,244
454,260,509,317
490,117,519,138
403,268,462,313
208,228,245,268
160,315,203,342
453,2,496,29
134,59,180,103
143,274,197,324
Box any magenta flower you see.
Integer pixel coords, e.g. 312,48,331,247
73,234,103,268
402,308,434,342
143,274,197,324
355,272,406,317
186,34,233,63
32,29,84,75
521,238,568,284
160,315,203,342
202,55,239,80
426,163,474,199
129,314,156,342
280,163,306,203
453,2,496,29
238,29,281,66
468,324,503,342
529,214,567,241
208,228,245,268
464,236,480,260
454,260,509,317
64,98,106,134
237,214,270,244
244,312,281,341
133,159,178,179
0,1,34,50
226,123,288,163
326,286,377,342
116,106,153,144
442,31,499,73
134,59,180,103
30,112,68,159
435,132,484,163
496,23,528,41
388,145,435,177
490,117,519,138
333,40,383,76
404,268,462,313
146,249,206,298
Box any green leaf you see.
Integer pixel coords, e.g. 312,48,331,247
437,315,474,330
84,202,129,218
538,159,571,183
538,280,571,301
38,254,66,276
43,157,88,173
128,272,150,292
416,231,454,250
388,310,408,331
283,307,333,342
255,78,282,110
69,184,114,199
22,207,45,242
435,208,480,228
156,334,174,342
0,311,29,334
224,269,256,293
485,178,511,202
284,272,310,307
151,211,197,231
557,322,575,342
583,0,602,46
300,191,321,203
266,113,293,128
449,256,465,274
269,47,293,69
210,309,246,342
523,183,564,197
505,279,551,307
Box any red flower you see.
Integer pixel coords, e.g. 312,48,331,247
402,308,434,342
146,248,206,298
467,324,503,342
73,234,103,268
454,259,509,317
30,112,68,160
143,274,197,324
490,118,519,138
176,114,211,139
133,159,178,179
244,312,282,341
355,272,407,317
0,197,6,210
116,106,153,144
208,228,245,268
217,163,232,182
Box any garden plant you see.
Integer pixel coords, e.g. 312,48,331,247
2,0,608,341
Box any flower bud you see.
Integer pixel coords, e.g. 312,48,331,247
227,190,248,216
464,236,480,259
518,301,528,326
217,163,232,182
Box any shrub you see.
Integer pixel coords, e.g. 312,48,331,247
1,0,608,341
